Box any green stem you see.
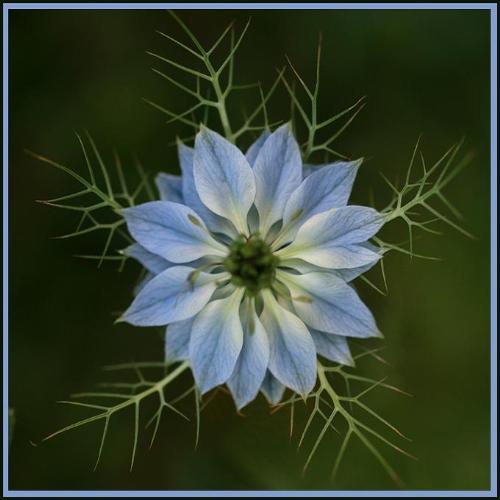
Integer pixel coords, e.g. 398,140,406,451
98,361,190,414
201,55,233,140
217,99,233,140
316,361,403,486
304,99,317,161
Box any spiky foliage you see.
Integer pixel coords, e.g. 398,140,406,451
29,12,474,486
42,361,199,471
28,132,156,269
378,137,474,260
281,35,366,162
273,349,414,486
265,139,472,483
146,10,282,144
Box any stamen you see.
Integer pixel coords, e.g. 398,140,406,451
187,214,203,226
293,295,313,303
187,261,223,289
223,234,280,296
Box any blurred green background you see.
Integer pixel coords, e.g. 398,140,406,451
9,8,491,491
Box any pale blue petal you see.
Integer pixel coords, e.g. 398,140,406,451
309,329,354,366
194,127,256,234
280,258,370,282
280,242,382,281
177,141,236,237
120,266,220,326
260,290,316,396
165,317,194,362
247,206,260,235
336,264,374,281
177,141,196,207
277,258,324,275
227,300,270,410
177,140,194,180
252,124,302,236
279,160,361,244
133,272,154,296
155,173,183,203
278,270,380,338
245,131,271,166
302,163,315,177
124,243,173,275
260,371,286,405
123,201,227,263
334,242,382,281
276,206,383,269
189,288,245,394
302,162,335,177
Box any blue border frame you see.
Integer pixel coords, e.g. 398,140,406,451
2,3,497,497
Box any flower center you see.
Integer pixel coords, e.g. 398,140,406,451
223,234,280,296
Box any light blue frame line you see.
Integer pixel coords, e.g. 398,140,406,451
2,2,497,498
1,2,499,7
1,2,498,8
490,2,498,499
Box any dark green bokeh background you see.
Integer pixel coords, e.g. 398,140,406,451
9,9,491,491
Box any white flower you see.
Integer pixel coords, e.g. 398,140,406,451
120,124,383,409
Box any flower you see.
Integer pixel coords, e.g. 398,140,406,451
119,124,384,409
